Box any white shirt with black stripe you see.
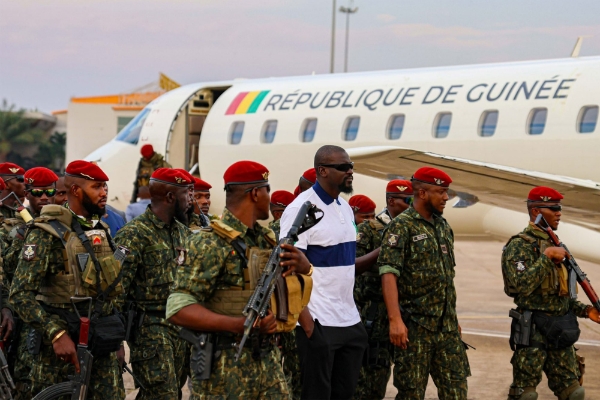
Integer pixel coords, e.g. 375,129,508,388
280,181,360,327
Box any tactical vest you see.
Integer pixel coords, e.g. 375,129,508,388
32,205,123,304
502,232,568,298
205,219,312,333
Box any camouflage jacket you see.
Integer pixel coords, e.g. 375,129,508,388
188,212,218,232
354,218,385,305
2,209,33,285
114,207,190,312
172,208,275,305
9,214,114,343
136,154,171,188
502,223,588,317
268,219,281,241
378,206,458,332
1,209,33,311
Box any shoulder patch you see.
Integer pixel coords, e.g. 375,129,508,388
387,233,400,247
356,232,364,242
22,244,37,261
515,261,527,273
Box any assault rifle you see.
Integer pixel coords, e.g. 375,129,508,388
534,214,600,312
0,347,14,400
234,201,323,361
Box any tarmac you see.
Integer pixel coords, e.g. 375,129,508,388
124,239,600,400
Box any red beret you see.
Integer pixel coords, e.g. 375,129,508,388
412,167,452,187
293,185,301,198
301,168,316,184
151,168,193,187
66,160,109,181
24,167,59,187
349,195,376,214
271,190,294,207
223,161,269,187
141,144,154,159
386,179,413,195
0,162,25,177
528,186,563,203
194,178,212,192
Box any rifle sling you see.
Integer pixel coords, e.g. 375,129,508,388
230,238,248,268
70,219,124,317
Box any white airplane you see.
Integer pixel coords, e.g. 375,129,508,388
86,56,600,262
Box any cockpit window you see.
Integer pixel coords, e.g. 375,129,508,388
115,107,151,144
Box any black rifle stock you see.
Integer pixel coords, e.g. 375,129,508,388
534,214,600,312
234,201,323,361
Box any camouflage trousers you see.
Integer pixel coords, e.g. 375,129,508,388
510,329,582,399
129,316,190,399
191,343,289,400
13,323,33,400
280,330,301,400
354,300,392,400
392,321,470,400
30,339,125,399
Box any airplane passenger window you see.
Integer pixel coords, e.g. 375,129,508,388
433,112,452,138
262,120,278,143
387,114,405,140
115,107,151,145
479,110,498,137
528,108,547,135
343,117,360,141
229,121,245,145
301,118,317,143
578,106,598,134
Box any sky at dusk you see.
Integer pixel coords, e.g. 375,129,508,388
2,0,600,112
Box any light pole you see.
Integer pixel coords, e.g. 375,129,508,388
330,0,336,73
339,3,358,73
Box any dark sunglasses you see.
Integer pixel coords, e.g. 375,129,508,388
244,183,271,194
535,205,562,212
390,196,413,205
29,188,57,198
4,176,24,183
318,162,354,172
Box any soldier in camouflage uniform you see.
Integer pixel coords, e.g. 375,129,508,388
0,163,27,385
0,162,27,217
354,180,413,400
378,167,470,400
502,186,600,400
114,167,194,399
268,190,294,241
348,194,376,226
187,177,216,232
9,160,125,399
166,160,311,399
131,144,172,204
3,167,59,399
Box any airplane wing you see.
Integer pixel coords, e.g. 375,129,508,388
347,146,600,232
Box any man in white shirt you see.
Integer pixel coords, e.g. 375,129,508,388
280,145,368,400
